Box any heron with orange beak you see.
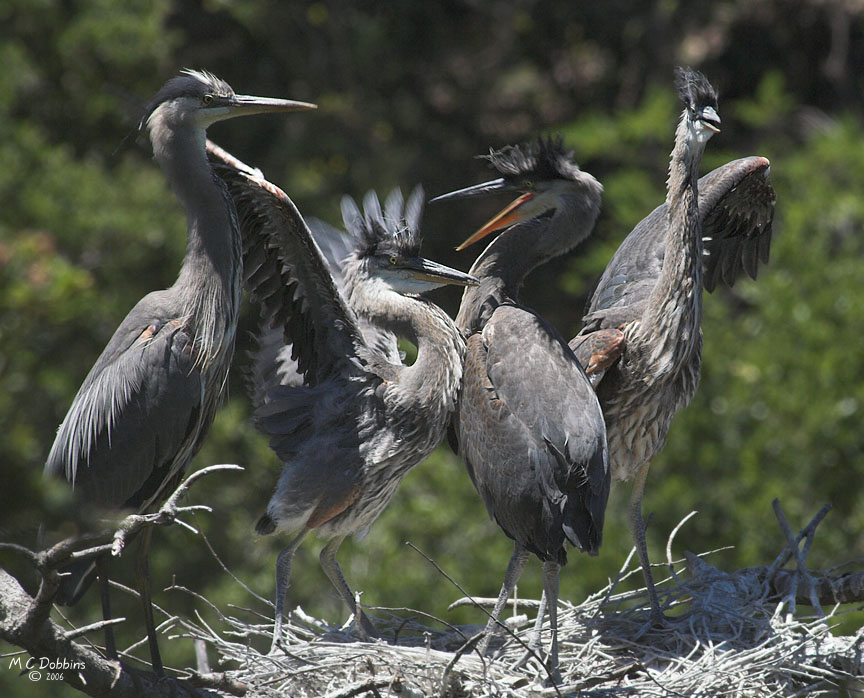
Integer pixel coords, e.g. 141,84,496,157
431,136,609,679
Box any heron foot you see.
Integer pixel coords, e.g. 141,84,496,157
510,643,542,671
353,610,380,641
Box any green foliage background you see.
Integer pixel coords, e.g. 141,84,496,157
2,2,864,695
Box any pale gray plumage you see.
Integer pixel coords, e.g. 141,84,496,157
433,136,609,677
207,146,476,646
569,67,743,623
43,71,312,673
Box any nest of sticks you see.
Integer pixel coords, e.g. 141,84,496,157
169,501,864,698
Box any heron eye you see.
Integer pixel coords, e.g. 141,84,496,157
203,94,215,106
523,180,534,189
389,256,398,265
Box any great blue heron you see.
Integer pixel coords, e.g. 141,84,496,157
432,136,609,676
43,70,315,673
570,67,774,623
207,153,477,648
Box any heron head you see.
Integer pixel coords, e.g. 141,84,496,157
675,67,720,144
140,69,316,136
430,135,600,250
343,186,478,296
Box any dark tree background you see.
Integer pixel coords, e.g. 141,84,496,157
2,2,864,695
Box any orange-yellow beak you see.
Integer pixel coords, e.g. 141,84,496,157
455,192,535,250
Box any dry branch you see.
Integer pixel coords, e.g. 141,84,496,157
4,488,862,697
0,464,242,698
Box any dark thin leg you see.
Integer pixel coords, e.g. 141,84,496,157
136,526,163,676
319,536,378,639
271,529,308,652
627,462,667,624
512,587,547,670
478,541,530,656
94,555,116,661
541,560,561,683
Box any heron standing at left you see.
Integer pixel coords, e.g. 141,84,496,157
43,70,315,675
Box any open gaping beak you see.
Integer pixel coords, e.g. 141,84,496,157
402,257,479,287
697,105,721,133
430,178,535,251
455,192,535,250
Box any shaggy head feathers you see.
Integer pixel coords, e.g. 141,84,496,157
482,135,583,183
674,67,718,113
340,186,425,260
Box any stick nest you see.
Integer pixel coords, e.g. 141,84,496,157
173,545,864,697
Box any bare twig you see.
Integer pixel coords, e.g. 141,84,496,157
112,464,243,556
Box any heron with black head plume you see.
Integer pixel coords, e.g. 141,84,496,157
569,67,772,624
432,136,609,678
207,156,477,648
44,70,315,674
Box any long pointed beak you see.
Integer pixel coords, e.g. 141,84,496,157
428,178,507,203
455,192,535,250
403,258,479,287
226,94,318,118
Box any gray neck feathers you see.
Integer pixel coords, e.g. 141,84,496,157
150,121,241,367
457,188,600,334
637,109,707,365
350,280,464,415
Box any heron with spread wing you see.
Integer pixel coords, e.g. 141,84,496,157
44,71,314,673
570,68,775,623
208,151,477,647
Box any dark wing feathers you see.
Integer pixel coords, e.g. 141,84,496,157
699,156,775,291
44,303,201,510
458,305,609,562
582,156,775,330
245,214,400,406
207,143,366,386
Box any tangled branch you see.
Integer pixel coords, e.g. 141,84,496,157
0,464,243,698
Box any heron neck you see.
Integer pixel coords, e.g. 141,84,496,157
456,199,597,334
153,124,242,363
369,292,465,413
638,110,706,358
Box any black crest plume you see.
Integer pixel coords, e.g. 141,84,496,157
340,186,424,259
482,134,582,183
674,67,718,112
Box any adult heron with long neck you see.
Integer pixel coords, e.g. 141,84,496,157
44,70,314,673
432,136,609,677
208,154,477,648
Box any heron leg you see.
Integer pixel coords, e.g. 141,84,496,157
271,529,308,652
511,587,547,670
627,462,667,624
319,536,378,640
478,541,530,657
94,555,116,661
541,560,562,683
135,526,163,676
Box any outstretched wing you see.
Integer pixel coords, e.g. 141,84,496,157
244,211,401,406
305,216,401,364
700,156,775,291
207,141,366,385
582,156,775,331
